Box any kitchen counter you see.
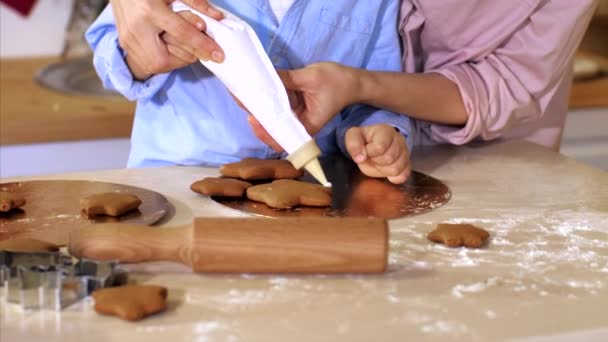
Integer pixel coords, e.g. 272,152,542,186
0,57,134,146
1,140,607,341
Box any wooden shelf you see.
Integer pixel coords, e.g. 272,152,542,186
569,16,608,109
0,57,135,146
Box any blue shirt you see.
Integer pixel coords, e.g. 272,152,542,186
86,0,412,168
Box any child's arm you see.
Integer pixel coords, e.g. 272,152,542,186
86,5,179,101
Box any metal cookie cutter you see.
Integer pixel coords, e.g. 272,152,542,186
0,250,127,311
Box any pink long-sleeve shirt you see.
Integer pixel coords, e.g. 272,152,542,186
401,0,599,150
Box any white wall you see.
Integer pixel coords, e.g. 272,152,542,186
0,0,73,57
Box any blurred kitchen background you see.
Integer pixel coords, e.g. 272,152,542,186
0,0,607,178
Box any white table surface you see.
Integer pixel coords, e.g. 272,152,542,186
1,140,607,341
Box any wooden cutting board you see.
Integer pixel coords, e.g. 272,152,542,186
0,180,172,246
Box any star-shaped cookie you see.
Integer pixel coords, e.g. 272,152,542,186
80,192,142,218
220,158,304,180
92,285,168,321
190,177,252,197
427,223,490,248
247,179,332,209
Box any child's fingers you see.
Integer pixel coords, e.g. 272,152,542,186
374,153,409,178
364,128,394,159
387,166,411,184
356,162,383,179
345,127,368,163
370,134,403,166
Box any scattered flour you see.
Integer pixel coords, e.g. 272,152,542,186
452,277,500,298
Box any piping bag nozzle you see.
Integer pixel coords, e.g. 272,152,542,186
287,140,331,187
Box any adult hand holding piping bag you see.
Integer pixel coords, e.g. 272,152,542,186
109,0,224,81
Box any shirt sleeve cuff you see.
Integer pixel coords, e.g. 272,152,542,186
92,31,170,101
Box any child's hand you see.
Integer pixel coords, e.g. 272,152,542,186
345,124,411,184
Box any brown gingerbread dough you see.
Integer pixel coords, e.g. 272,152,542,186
247,179,332,209
220,158,304,180
427,223,490,248
80,192,142,218
92,285,168,321
0,191,26,212
190,177,252,197
0,238,60,252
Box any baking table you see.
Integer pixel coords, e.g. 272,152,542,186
1,140,607,341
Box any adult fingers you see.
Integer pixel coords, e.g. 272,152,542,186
176,10,207,32
227,91,247,112
247,116,284,152
277,68,315,91
277,70,299,91
152,5,224,62
163,32,197,63
166,44,197,64
345,127,368,163
286,89,302,111
181,0,224,19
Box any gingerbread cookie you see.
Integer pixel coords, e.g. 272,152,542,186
0,238,59,252
247,179,332,209
427,223,490,248
92,285,168,321
80,192,142,218
220,158,304,180
190,177,252,198
0,191,26,212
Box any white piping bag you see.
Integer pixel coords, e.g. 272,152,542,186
171,1,329,186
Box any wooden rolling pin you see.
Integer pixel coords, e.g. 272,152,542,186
68,217,388,274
